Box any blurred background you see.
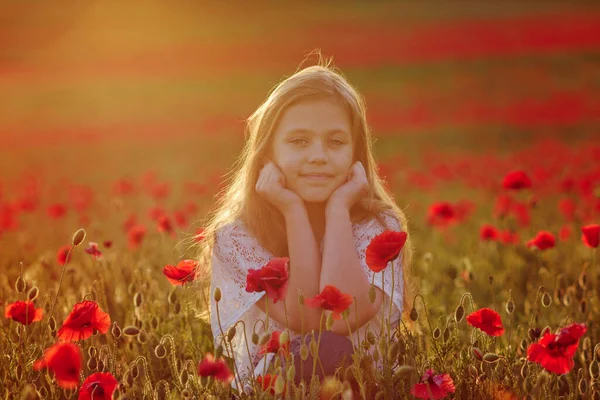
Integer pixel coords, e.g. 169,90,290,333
1,1,599,261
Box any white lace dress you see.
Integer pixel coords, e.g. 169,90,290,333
210,212,405,391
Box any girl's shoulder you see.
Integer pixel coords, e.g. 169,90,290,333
354,210,403,238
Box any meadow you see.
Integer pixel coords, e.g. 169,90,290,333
1,1,600,399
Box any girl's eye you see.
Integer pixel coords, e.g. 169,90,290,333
291,138,307,146
330,139,345,146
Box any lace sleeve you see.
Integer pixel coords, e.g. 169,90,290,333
355,212,405,325
209,220,274,341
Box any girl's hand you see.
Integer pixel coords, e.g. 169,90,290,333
255,161,304,215
327,161,369,212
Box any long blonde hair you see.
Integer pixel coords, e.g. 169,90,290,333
197,54,415,321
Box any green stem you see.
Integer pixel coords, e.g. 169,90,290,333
215,302,242,392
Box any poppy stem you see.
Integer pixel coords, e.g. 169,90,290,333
215,301,243,392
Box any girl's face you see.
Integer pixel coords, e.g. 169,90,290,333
270,97,354,203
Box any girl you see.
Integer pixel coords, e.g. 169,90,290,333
197,56,413,393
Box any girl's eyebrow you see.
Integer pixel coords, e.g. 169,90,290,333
285,128,350,137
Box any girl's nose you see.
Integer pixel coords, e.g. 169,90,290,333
307,143,327,163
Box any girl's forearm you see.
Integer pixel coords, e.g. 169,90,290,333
282,205,324,330
320,207,381,334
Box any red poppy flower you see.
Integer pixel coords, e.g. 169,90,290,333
57,245,72,265
499,230,519,245
558,198,576,221
197,353,234,384
427,202,456,227
527,323,587,374
163,259,198,286
103,240,112,248
84,242,102,260
365,230,407,272
150,182,171,200
502,170,532,190
148,206,166,221
559,225,572,241
47,203,67,219
57,301,111,342
127,224,146,250
173,210,188,228
480,224,499,241
245,257,289,304
304,285,353,320
157,215,176,237
258,331,290,356
410,369,455,399
527,231,556,251
510,202,531,227
112,178,136,196
78,372,119,400
4,300,43,325
581,224,600,248
257,374,285,396
122,214,137,232
466,308,504,337
494,194,513,219
33,342,82,389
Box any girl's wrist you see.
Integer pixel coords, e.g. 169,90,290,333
325,203,350,219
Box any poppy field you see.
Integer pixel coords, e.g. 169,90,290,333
2,1,600,399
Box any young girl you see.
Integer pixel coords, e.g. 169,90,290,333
197,56,413,393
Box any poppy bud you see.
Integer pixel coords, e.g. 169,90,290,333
368,285,376,304
15,364,23,381
471,347,483,361
443,327,450,343
252,332,259,345
174,303,181,314
579,299,587,314
213,287,221,303
528,327,541,341
131,364,139,379
87,357,98,371
387,342,400,362
309,338,318,358
48,317,57,332
274,375,285,395
134,292,143,308
341,309,350,320
483,353,500,363
112,322,122,339
227,326,236,342
521,363,529,379
215,345,223,359
454,304,465,323
168,290,177,304
520,339,528,352
15,276,26,293
589,360,599,380
541,292,552,307
488,276,494,285
123,326,140,336
27,286,39,301
578,378,588,395
367,331,376,345
286,365,295,382
326,313,334,331
373,348,380,363
432,327,441,340
151,317,159,330
135,318,143,330
468,364,478,377
279,330,289,347
274,356,280,370
137,331,148,344
506,299,515,314
72,229,86,246
259,332,271,346
378,337,387,356
300,344,309,361
409,307,418,321
154,344,167,359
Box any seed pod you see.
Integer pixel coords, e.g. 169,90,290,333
180,370,189,385
326,313,334,331
213,287,221,303
367,331,376,345
133,292,143,308
27,286,39,301
274,356,280,370
112,322,122,339
227,326,236,342
122,326,140,337
135,318,143,330
373,348,380,363
215,345,223,359
309,338,318,358
521,362,529,379
506,299,515,314
541,292,552,307
130,364,139,379
368,285,376,304
589,360,599,380
251,332,259,345
300,344,309,361
126,371,135,386
15,364,23,381
409,307,418,322
443,327,450,343
483,353,500,363
454,304,465,323
471,347,483,361
168,290,177,304
433,327,441,340
88,346,97,358
15,276,26,293
151,317,159,330
72,229,86,246
154,344,167,359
